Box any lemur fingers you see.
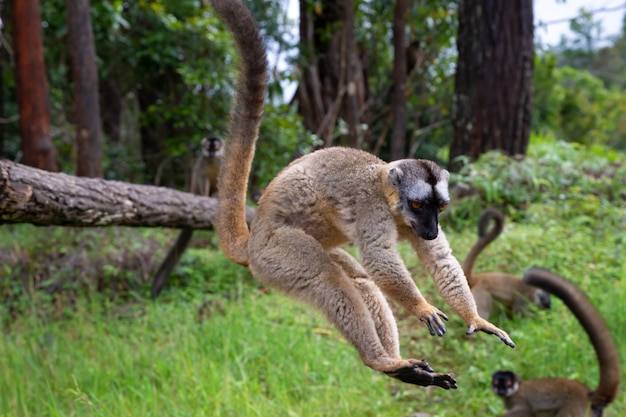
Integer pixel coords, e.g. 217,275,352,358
467,318,515,348
385,359,457,389
417,303,449,337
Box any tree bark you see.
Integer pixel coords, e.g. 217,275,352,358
13,0,58,171
450,0,533,172
66,0,103,178
342,0,362,149
297,0,367,148
0,160,255,228
389,0,408,161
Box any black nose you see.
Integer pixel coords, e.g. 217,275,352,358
420,229,438,240
412,221,439,240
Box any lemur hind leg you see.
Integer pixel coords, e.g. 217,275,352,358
328,248,400,358
248,228,456,389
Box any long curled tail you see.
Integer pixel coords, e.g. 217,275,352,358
523,268,621,415
211,0,267,266
462,208,504,286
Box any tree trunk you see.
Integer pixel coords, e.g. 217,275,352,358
0,160,255,228
13,0,58,171
342,0,362,149
297,0,367,148
66,0,103,178
389,0,408,161
450,0,533,172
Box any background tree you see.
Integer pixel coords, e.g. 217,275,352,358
66,0,103,178
5,0,624,186
389,0,408,161
296,0,457,160
450,0,533,171
31,0,310,187
13,0,57,171
297,0,367,148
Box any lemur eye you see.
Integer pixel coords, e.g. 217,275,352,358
410,201,422,209
439,203,448,211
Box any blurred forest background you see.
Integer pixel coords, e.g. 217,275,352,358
2,0,625,188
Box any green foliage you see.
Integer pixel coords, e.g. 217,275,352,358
117,0,236,166
253,104,321,189
534,10,626,151
160,244,257,300
356,0,458,159
446,133,626,229
3,0,626,180
20,0,293,185
547,8,626,89
533,54,626,150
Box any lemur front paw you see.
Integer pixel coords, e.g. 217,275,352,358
417,304,449,337
467,318,515,348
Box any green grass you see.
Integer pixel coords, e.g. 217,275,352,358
2,212,624,416
0,292,420,417
1,137,625,416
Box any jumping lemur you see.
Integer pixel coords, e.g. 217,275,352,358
151,137,223,298
462,208,551,319
211,0,514,390
492,268,621,417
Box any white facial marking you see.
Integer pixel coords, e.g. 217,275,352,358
414,179,432,200
434,180,450,201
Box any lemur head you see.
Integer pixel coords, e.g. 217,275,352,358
201,137,224,157
491,370,521,398
387,159,450,240
533,288,552,310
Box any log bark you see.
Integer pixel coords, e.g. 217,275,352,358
0,160,255,228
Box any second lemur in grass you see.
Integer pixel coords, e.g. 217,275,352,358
492,267,620,417
462,208,551,319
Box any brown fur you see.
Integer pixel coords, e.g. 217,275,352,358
212,0,514,389
492,268,621,417
189,137,223,198
463,208,551,319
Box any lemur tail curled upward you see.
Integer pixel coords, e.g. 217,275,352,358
462,207,504,287
212,0,267,266
524,268,621,414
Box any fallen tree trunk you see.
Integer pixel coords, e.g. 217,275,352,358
0,159,255,228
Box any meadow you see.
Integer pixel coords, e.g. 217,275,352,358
1,136,625,416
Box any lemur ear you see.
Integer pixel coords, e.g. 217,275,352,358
388,166,404,186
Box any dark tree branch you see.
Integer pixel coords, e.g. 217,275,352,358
0,160,255,228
